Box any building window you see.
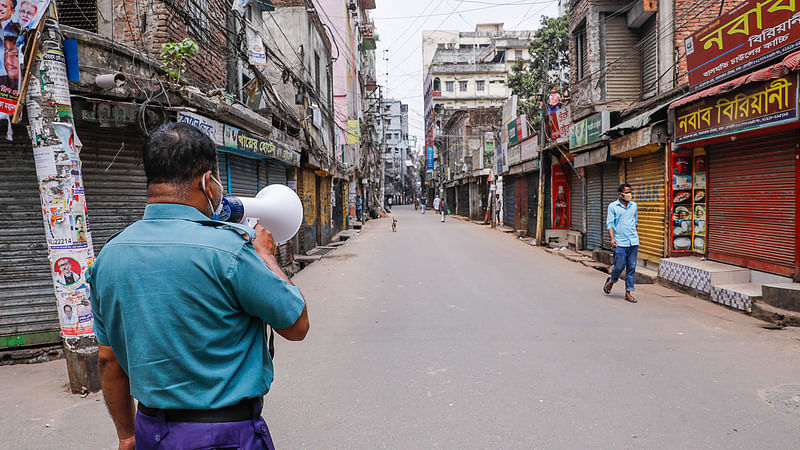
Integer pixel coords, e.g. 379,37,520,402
459,80,467,91
57,0,98,32
476,80,485,91
314,52,321,92
575,25,587,79
446,81,454,92
515,49,523,60
186,0,209,42
433,77,441,91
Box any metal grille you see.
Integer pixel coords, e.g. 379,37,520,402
585,165,603,250
57,0,98,33
503,177,515,226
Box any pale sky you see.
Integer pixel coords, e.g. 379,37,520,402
372,0,562,154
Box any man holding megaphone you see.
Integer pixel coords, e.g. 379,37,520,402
89,123,309,450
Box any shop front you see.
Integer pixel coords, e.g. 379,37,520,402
572,146,619,250
670,72,800,278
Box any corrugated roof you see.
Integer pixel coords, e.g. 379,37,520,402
669,49,800,110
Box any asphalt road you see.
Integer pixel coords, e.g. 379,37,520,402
263,205,800,449
2,205,799,449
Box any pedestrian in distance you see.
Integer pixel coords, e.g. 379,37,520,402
440,198,447,222
433,195,441,213
90,123,309,450
604,183,639,303
495,193,502,225
356,194,363,221
421,196,426,214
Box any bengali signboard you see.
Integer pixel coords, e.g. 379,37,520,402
674,73,798,144
569,112,608,149
549,106,571,145
426,146,434,170
178,112,224,146
520,135,539,162
685,0,800,91
223,125,301,166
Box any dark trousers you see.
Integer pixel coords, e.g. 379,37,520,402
134,398,275,449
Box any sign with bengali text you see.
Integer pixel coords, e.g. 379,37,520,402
674,73,798,144
685,0,800,91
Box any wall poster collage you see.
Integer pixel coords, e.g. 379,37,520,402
670,147,707,254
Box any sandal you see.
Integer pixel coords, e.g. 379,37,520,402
603,278,613,295
625,292,638,303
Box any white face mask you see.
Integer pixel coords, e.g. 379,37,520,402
621,192,633,202
202,174,224,218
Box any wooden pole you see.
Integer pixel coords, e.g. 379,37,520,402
25,13,100,393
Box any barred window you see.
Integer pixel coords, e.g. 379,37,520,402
57,0,98,33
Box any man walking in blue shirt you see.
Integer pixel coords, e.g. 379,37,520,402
90,123,309,449
603,183,639,303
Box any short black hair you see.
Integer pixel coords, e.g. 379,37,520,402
4,23,19,44
142,122,218,185
618,183,632,193
63,304,72,312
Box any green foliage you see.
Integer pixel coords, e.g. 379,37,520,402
160,39,199,84
508,11,570,131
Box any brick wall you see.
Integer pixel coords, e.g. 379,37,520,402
113,0,229,89
673,0,747,86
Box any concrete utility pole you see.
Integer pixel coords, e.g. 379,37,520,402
24,15,100,393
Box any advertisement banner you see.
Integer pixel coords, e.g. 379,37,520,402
674,73,798,144
569,112,607,149
426,146,434,170
0,0,50,117
520,135,539,162
246,24,267,66
549,106,571,144
507,114,528,145
347,119,360,144
685,0,800,91
551,162,570,229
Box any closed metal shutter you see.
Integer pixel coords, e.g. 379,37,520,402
268,162,287,185
640,16,658,99
258,160,267,191
570,168,585,233
625,149,665,261
707,131,797,277
602,161,621,249
527,172,539,237
585,165,603,249
0,130,59,342
218,152,229,194
604,15,641,102
503,176,515,226
514,175,528,231
229,154,259,196
457,184,469,216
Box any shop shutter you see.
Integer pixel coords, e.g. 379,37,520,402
602,161,621,249
640,16,658,99
503,177,515,226
585,165,603,249
258,160,267,191
228,155,259,196
218,152,229,194
604,15,641,102
268,162,287,185
707,131,797,277
570,169,585,233
0,131,59,342
457,184,469,216
514,176,528,230
526,172,539,237
625,149,665,261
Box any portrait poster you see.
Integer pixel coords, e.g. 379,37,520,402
0,0,50,116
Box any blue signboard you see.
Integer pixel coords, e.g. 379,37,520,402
426,146,434,170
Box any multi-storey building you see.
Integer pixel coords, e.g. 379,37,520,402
377,99,408,204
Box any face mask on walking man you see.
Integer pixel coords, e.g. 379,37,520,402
90,123,309,449
603,183,639,303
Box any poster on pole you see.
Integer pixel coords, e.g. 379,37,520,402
51,249,94,337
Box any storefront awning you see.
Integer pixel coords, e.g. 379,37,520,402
670,49,800,111
607,100,672,133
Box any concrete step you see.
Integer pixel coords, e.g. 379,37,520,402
635,266,657,285
762,283,800,312
751,300,800,327
658,257,750,296
582,260,611,274
710,283,762,313
497,225,515,233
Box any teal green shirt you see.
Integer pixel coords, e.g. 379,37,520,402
89,203,305,410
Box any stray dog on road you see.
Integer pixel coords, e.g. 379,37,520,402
392,217,397,232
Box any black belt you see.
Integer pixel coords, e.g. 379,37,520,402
138,398,255,423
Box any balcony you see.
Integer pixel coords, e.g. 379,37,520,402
361,21,376,51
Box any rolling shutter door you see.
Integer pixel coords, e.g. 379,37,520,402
707,131,797,277
268,162,287,185
601,161,621,249
218,152,229,193
641,16,658,99
604,15,640,102
625,149,665,261
258,160,267,191
585,166,603,249
503,177,515,226
514,176,527,230
457,184,469,216
229,155,259,197
0,132,59,343
527,171,539,237
570,169,585,233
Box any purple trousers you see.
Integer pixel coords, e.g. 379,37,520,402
134,398,275,449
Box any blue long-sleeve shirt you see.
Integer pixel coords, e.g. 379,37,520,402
606,199,639,247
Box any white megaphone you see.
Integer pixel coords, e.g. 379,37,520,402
218,184,304,243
